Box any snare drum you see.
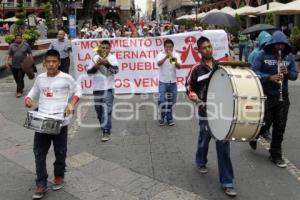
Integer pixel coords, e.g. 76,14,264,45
24,111,64,135
206,65,265,141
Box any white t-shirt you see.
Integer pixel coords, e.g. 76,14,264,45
87,53,119,91
156,51,181,83
26,72,82,118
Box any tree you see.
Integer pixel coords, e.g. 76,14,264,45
265,13,274,25
45,1,57,37
15,0,26,31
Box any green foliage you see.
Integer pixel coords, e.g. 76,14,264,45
290,26,300,52
235,14,245,29
239,0,246,8
45,2,55,30
4,34,15,44
22,29,40,46
15,0,26,30
265,13,274,25
47,29,57,38
4,30,40,46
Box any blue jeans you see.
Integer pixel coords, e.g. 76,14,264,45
158,82,177,122
196,111,234,188
93,89,114,132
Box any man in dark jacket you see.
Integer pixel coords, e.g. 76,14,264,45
186,36,236,197
251,31,298,168
6,33,32,98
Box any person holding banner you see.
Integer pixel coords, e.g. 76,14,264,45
87,40,119,142
157,39,181,126
186,36,237,197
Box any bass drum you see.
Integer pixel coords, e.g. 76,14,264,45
206,65,265,141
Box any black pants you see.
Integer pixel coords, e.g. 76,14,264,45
33,126,68,187
59,57,70,73
258,95,290,158
11,68,25,93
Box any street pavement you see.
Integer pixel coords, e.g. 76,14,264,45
0,61,299,200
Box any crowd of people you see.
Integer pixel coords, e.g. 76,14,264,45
77,20,197,39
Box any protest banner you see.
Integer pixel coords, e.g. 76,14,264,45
71,30,229,94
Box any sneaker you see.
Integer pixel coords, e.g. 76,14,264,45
32,185,47,199
197,165,208,174
249,140,257,150
223,187,237,197
101,130,110,142
167,121,175,126
159,120,164,126
52,176,64,191
269,156,287,168
16,93,22,98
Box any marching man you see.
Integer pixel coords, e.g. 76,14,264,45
25,49,82,199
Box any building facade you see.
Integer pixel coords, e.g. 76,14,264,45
96,0,135,24
0,0,44,19
0,0,135,25
173,0,299,27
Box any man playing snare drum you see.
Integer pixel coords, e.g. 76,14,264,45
25,49,82,199
186,36,237,197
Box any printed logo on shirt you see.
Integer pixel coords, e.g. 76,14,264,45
264,60,290,66
42,88,54,97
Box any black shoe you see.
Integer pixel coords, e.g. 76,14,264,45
101,130,111,142
269,156,287,168
167,120,175,126
249,141,257,150
197,165,208,174
223,187,237,197
159,120,164,126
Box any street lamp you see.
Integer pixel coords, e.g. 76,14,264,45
193,0,202,24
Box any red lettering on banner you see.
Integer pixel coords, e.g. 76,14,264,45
110,39,155,48
80,41,101,49
81,80,92,89
115,79,130,88
78,53,91,61
115,51,123,59
140,51,146,58
121,62,158,71
124,51,131,59
134,78,158,87
144,39,152,47
176,77,186,86
155,38,163,46
77,64,89,72
112,50,159,60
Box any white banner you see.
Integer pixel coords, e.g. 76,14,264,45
71,30,229,94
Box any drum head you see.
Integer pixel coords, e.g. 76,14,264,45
206,68,234,140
